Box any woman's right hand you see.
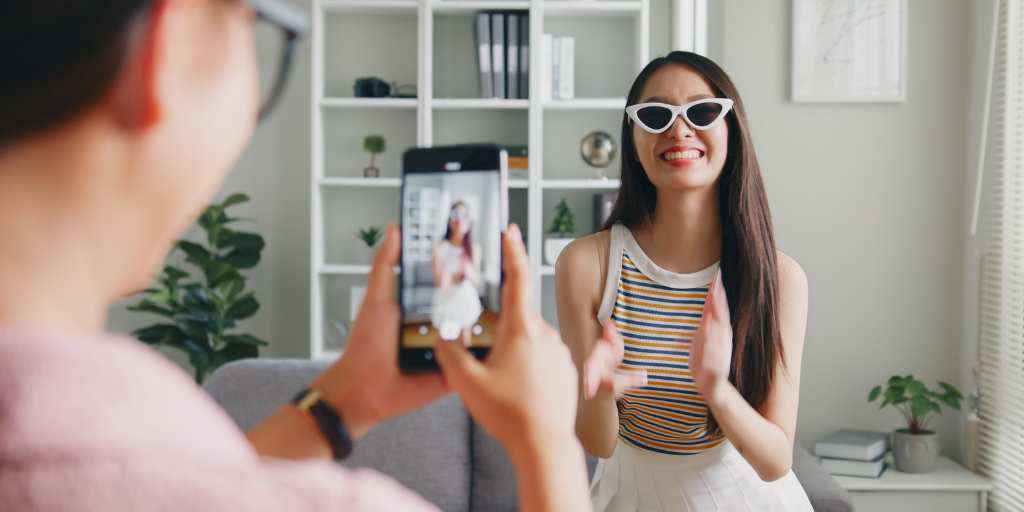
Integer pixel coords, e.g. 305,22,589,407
434,224,578,453
583,321,648,399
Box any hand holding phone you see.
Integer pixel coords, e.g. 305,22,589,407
312,225,449,437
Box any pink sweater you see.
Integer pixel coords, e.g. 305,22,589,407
0,329,438,511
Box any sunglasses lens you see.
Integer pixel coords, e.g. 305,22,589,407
636,106,674,131
686,101,724,128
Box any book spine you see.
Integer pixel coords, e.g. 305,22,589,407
541,34,553,101
551,35,561,100
558,36,574,100
519,14,529,99
475,13,492,99
507,14,518,100
491,13,506,100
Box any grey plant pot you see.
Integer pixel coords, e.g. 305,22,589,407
893,428,940,473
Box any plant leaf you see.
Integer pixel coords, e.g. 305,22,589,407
223,250,260,270
133,324,187,345
868,386,881,402
911,395,934,419
221,193,250,209
223,334,270,347
127,300,175,318
225,294,259,321
177,241,211,266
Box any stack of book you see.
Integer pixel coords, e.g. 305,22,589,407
814,429,890,478
474,12,529,100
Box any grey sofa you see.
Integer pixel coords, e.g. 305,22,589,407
205,359,853,512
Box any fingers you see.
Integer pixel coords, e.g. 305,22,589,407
500,224,532,321
611,369,648,397
365,224,400,304
434,338,487,394
403,372,451,403
603,320,625,361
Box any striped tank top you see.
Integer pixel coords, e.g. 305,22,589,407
597,224,725,456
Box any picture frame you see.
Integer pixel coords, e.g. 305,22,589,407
791,0,908,103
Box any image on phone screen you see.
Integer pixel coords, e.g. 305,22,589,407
401,170,502,348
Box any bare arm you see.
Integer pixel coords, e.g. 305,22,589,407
554,233,620,458
701,253,809,481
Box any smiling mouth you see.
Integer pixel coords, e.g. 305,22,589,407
660,149,704,161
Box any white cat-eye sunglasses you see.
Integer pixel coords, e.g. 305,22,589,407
625,98,734,134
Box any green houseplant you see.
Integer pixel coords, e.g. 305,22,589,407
357,226,384,248
129,193,268,384
363,134,385,178
545,198,576,265
868,375,963,473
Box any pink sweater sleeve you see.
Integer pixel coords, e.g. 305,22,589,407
0,329,440,512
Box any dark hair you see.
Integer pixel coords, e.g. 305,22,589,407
443,201,473,261
0,1,150,148
604,51,784,435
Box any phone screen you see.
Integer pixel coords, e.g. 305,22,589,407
400,167,503,349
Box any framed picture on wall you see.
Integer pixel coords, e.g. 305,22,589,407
791,0,908,102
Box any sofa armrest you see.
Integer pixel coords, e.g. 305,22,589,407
792,443,854,512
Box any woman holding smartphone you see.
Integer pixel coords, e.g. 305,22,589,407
431,200,484,341
556,51,814,510
0,1,589,510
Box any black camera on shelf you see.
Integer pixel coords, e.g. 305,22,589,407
354,77,392,98
354,77,417,99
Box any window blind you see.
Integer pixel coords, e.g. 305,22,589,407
978,1,1024,510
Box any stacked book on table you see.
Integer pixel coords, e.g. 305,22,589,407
814,429,890,478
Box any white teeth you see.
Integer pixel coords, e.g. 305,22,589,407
661,150,702,161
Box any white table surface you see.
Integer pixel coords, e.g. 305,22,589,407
833,456,993,492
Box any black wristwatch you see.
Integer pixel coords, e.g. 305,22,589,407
291,387,353,460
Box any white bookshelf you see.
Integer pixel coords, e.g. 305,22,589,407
310,0,687,358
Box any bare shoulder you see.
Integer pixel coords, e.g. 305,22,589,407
775,251,808,298
555,230,610,298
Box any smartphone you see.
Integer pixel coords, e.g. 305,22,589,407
398,144,508,372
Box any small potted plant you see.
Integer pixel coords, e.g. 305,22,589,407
363,135,385,178
545,198,576,265
356,226,383,263
868,375,963,473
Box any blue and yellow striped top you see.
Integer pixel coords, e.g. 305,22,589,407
602,225,725,456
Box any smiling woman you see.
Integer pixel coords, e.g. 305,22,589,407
555,51,814,511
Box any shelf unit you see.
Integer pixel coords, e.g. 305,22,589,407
311,0,654,358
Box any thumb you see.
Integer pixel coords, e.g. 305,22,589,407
434,339,488,394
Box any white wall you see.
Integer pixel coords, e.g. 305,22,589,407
717,0,973,457
107,0,981,461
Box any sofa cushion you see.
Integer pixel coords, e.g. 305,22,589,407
469,422,598,512
204,359,472,512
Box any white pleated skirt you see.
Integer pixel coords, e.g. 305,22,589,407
590,439,814,512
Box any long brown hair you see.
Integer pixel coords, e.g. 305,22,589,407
604,51,783,435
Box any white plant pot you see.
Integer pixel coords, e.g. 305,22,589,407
545,238,574,266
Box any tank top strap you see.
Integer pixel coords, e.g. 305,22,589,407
597,223,627,322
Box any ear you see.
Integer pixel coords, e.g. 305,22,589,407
109,0,170,131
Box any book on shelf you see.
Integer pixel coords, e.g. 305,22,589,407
542,33,575,100
473,12,529,100
503,145,528,170
814,430,890,461
491,14,505,99
474,13,493,98
819,453,887,478
518,13,529,99
506,15,518,99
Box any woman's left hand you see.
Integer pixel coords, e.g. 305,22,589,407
689,270,734,404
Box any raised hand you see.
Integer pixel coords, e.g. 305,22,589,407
582,320,648,399
689,270,734,402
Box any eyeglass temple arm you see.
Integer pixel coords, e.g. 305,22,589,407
257,33,298,121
